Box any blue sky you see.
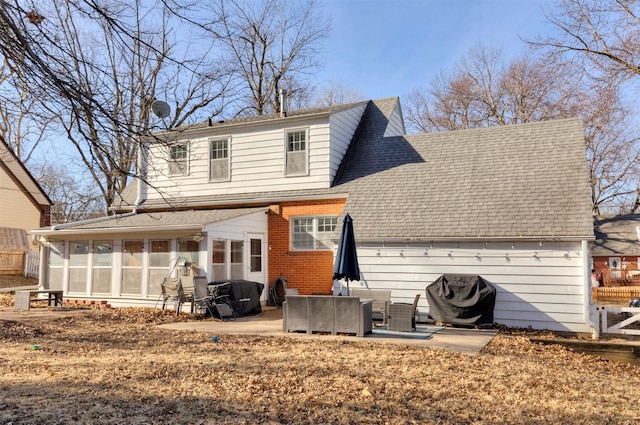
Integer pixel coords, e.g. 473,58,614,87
318,0,555,99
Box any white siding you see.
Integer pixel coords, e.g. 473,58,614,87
328,103,368,181
146,117,334,200
0,168,42,232
347,240,591,333
383,102,406,137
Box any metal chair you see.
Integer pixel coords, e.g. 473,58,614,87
208,281,236,320
161,277,187,315
192,276,216,318
387,294,421,332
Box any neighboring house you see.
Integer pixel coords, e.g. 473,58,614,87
592,215,640,286
0,136,52,232
0,136,51,275
30,97,596,333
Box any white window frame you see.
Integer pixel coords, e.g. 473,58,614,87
209,137,230,181
168,142,189,176
291,215,338,251
285,128,309,176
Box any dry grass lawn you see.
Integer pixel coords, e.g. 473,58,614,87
1,292,640,424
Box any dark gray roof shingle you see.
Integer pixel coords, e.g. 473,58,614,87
592,215,640,256
334,112,594,240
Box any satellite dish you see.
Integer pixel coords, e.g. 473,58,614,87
151,100,171,119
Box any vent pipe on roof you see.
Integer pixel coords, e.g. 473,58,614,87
279,89,287,118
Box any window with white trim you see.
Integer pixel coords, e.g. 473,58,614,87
286,129,308,176
209,138,229,181
291,216,338,250
168,143,189,176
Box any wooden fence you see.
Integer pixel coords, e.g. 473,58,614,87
593,287,640,304
0,251,24,274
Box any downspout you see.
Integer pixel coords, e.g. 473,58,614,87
582,239,599,340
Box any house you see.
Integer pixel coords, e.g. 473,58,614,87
30,97,596,333
592,215,640,286
0,136,52,275
0,136,51,233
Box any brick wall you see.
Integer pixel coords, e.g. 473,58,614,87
268,199,346,295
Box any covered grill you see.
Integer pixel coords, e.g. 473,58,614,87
425,274,496,326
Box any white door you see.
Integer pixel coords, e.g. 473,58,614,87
247,234,267,299
609,257,621,279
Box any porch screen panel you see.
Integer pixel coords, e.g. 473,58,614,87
47,241,65,290
122,240,143,295
230,240,243,279
148,240,170,297
91,241,112,295
212,240,226,281
68,241,89,293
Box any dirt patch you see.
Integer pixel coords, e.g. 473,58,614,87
0,274,38,290
1,294,640,424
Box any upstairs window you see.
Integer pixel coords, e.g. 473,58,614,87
168,143,189,176
291,216,338,250
209,138,230,181
286,129,308,176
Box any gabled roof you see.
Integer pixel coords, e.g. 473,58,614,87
0,136,52,207
592,215,640,256
156,99,370,134
334,110,594,241
110,97,594,242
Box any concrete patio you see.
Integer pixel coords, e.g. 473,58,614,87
158,307,498,355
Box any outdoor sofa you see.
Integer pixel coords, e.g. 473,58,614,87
282,295,373,337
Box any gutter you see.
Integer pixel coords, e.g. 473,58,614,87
49,213,136,231
351,235,597,244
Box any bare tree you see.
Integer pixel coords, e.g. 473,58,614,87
209,0,330,116
309,80,364,108
533,0,640,84
405,45,580,132
0,59,55,163
405,43,639,213
530,0,640,213
0,0,230,210
35,162,104,224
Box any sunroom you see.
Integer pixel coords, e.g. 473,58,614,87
30,208,269,307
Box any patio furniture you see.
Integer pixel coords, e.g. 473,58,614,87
282,294,310,332
282,295,372,337
351,288,391,324
387,294,421,332
193,276,216,318
161,277,188,315
208,281,236,320
14,290,63,311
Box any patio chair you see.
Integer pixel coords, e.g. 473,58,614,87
192,276,216,318
161,277,187,315
208,281,236,320
387,294,421,332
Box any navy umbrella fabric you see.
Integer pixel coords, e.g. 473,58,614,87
333,214,361,295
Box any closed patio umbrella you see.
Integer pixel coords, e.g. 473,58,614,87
333,214,361,295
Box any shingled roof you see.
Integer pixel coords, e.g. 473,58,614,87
333,104,594,241
592,215,640,256
112,97,594,242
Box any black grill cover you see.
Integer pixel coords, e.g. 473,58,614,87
425,274,496,325
209,280,265,316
